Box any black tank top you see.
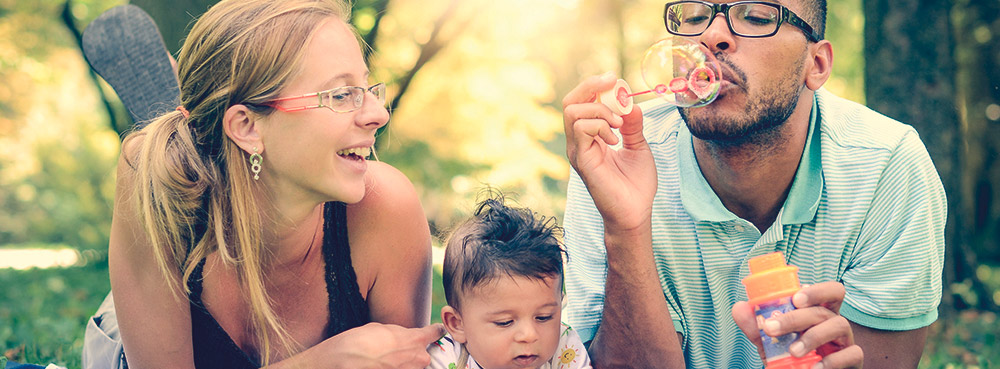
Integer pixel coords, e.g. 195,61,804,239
186,202,370,368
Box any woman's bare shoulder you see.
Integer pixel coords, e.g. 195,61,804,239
352,161,423,217
346,161,432,327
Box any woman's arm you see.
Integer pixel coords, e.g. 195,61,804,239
111,151,437,368
347,161,433,328
267,323,444,369
107,143,197,368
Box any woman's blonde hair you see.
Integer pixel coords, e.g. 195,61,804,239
125,0,352,364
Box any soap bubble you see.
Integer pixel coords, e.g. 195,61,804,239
640,36,722,108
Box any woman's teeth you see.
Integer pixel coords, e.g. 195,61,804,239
337,147,371,159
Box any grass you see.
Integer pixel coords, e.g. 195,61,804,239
2,261,997,368
0,260,110,369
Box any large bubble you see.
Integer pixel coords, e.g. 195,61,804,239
640,36,722,108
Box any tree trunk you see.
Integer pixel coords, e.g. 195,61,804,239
953,0,1000,269
863,0,984,314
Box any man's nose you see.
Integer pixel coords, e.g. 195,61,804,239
699,12,736,53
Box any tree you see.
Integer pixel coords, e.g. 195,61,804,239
864,0,1000,312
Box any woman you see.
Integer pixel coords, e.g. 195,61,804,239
89,0,442,367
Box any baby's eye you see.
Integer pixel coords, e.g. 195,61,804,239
493,320,513,327
535,315,553,322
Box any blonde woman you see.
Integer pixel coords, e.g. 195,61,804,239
85,0,443,368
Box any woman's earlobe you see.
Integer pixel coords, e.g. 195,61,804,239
222,104,262,154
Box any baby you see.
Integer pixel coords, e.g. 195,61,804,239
428,193,591,369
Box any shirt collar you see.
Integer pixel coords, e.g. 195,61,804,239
679,95,823,224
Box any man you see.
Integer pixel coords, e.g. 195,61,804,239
560,1,946,368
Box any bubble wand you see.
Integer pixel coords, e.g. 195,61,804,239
600,37,723,115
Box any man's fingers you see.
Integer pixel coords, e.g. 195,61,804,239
814,344,864,369
574,118,620,148
732,301,767,359
794,281,846,313
791,315,853,356
732,301,761,342
564,103,624,133
763,305,838,337
562,73,618,110
562,74,634,165
619,104,645,149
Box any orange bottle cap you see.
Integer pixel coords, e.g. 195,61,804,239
742,252,801,306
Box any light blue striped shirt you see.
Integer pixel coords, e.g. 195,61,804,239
563,89,947,368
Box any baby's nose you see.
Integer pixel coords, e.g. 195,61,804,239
514,323,539,343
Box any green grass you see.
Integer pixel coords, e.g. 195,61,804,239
0,260,110,369
2,261,997,368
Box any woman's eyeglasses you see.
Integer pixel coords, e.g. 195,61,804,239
265,83,386,113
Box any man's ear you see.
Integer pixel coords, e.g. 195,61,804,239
222,104,263,154
805,40,833,91
441,305,467,344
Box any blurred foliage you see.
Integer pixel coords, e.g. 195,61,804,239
0,0,871,243
920,310,999,368
0,0,123,250
951,0,1000,266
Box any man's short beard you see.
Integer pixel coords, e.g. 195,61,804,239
679,54,806,148
679,92,799,147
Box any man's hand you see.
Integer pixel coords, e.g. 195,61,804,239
562,73,656,232
732,282,864,369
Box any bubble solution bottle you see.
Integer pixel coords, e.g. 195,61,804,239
741,252,823,369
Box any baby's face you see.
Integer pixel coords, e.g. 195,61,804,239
457,275,562,369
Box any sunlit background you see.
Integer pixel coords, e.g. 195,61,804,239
2,0,998,367
0,0,867,252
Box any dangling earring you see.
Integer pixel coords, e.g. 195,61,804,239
249,147,263,180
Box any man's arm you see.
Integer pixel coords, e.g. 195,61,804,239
588,224,685,369
561,74,684,368
853,324,927,368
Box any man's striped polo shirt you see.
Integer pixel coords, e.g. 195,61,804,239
563,88,947,368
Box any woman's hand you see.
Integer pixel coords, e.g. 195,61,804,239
275,323,446,369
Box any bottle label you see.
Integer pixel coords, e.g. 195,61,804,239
755,297,798,361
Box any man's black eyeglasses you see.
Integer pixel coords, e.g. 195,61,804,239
663,1,822,43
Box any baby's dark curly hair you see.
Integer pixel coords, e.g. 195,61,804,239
442,189,566,309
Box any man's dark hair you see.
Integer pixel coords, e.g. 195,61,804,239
802,0,827,41
442,190,566,309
